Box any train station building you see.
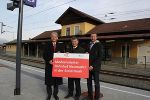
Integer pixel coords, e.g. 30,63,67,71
4,7,150,64
0,44,6,54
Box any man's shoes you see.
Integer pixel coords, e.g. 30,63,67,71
87,96,93,100
53,95,59,100
100,92,103,98
46,95,51,100
94,92,103,100
74,96,80,100
64,94,73,99
94,96,100,100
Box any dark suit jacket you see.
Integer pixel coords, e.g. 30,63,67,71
67,45,85,53
88,42,102,72
43,41,65,86
67,45,85,80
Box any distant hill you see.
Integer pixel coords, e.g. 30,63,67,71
0,38,8,44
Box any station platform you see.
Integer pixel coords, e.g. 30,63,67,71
0,59,150,100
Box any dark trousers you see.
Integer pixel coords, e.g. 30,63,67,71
87,71,100,99
68,78,81,97
46,85,58,98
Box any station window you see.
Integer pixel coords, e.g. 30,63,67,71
74,25,80,35
66,27,70,36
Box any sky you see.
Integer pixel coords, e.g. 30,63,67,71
0,0,150,42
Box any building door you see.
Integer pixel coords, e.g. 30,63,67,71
102,42,112,61
104,46,112,61
137,45,150,64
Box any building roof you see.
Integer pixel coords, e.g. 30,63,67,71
32,29,61,40
5,39,33,45
5,39,49,45
31,18,150,41
87,18,150,35
98,33,150,40
6,12,150,44
5,39,17,44
0,44,6,46
55,7,104,25
61,33,149,40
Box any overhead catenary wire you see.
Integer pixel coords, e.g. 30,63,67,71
82,0,138,15
10,3,150,27
23,0,76,19
8,0,77,25
18,8,150,30
95,8,150,18
8,0,149,26
4,0,150,35
23,0,61,13
23,24,60,32
12,8,150,28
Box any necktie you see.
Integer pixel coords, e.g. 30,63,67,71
53,43,56,52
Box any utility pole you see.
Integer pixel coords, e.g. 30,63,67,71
7,0,24,95
14,0,24,95
7,0,37,95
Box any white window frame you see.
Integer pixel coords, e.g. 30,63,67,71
65,26,71,36
74,25,80,35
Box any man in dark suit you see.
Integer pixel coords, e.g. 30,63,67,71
64,37,85,100
43,32,64,100
87,33,102,100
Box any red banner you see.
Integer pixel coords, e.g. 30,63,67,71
52,53,89,78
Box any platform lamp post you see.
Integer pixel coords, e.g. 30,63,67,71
7,0,24,95
7,0,37,95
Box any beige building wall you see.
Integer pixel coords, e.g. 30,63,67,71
6,44,16,54
61,22,96,36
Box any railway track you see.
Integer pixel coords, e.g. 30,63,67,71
101,70,150,81
0,54,44,64
0,54,150,81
